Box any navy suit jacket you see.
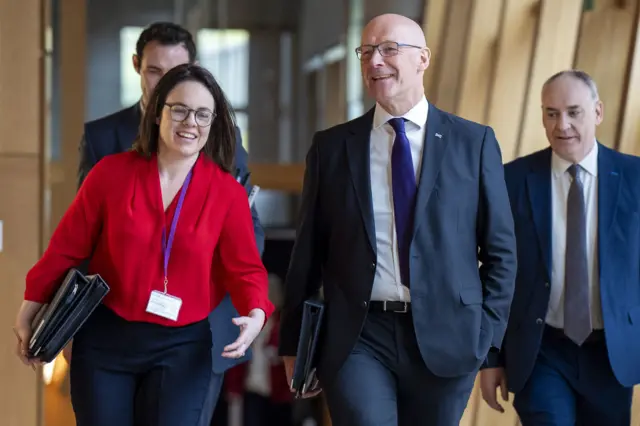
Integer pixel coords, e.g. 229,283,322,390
501,143,640,392
279,104,517,387
77,103,264,373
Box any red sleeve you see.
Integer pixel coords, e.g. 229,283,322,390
24,160,107,303
212,183,274,320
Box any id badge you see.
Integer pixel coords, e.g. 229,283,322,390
146,290,182,321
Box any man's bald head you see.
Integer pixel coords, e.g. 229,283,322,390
361,13,427,47
358,14,430,116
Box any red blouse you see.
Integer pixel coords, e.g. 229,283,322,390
24,151,274,326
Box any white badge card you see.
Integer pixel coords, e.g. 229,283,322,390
146,290,182,321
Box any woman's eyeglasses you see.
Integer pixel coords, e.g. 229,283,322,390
164,103,215,127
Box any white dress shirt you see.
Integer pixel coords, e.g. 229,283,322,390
369,96,428,302
547,142,603,329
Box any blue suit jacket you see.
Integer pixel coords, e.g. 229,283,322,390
77,103,263,373
279,104,517,386
500,143,640,392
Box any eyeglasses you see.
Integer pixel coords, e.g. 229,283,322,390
164,103,215,127
355,41,424,60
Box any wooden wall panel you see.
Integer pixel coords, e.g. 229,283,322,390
0,0,43,156
422,0,449,102
517,0,583,157
486,0,539,162
248,163,305,192
618,1,640,156
0,0,45,424
573,0,638,148
455,0,503,124
0,159,43,425
427,0,474,113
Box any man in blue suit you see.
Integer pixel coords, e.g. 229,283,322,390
279,13,517,426
480,70,640,425
76,22,262,426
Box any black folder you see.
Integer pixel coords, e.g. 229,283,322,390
291,299,325,398
28,268,110,363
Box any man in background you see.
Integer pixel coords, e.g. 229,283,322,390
480,70,640,425
76,21,263,426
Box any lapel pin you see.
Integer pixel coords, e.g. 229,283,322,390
435,133,442,138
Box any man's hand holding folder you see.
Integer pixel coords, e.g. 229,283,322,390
283,356,322,398
284,299,325,399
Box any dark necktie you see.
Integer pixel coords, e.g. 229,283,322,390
389,118,417,288
563,164,592,345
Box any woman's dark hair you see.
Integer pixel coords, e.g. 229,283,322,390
133,63,236,172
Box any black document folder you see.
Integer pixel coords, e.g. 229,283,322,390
291,299,324,398
28,268,110,363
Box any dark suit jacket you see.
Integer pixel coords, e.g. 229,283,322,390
77,103,264,373
278,104,517,387
500,143,640,392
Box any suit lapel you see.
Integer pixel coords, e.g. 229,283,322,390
117,103,142,152
345,109,376,254
412,104,449,236
597,143,621,247
526,149,552,280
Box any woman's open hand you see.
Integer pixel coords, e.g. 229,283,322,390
222,308,266,358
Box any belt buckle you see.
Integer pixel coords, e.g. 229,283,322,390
383,301,408,313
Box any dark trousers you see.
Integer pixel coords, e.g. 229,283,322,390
324,310,476,426
514,325,633,426
70,305,213,426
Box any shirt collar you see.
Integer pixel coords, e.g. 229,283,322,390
551,140,598,178
372,95,429,130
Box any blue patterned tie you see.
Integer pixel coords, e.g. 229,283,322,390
389,118,417,288
564,164,592,345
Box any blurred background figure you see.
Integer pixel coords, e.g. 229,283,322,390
223,274,294,426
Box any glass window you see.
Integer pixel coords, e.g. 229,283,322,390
120,26,143,108
197,29,250,151
197,29,250,108
234,110,249,152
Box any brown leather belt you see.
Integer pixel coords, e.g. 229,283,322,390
369,301,411,313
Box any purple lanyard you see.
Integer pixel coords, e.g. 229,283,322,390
161,169,193,293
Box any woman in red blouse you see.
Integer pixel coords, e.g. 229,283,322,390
13,63,274,425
